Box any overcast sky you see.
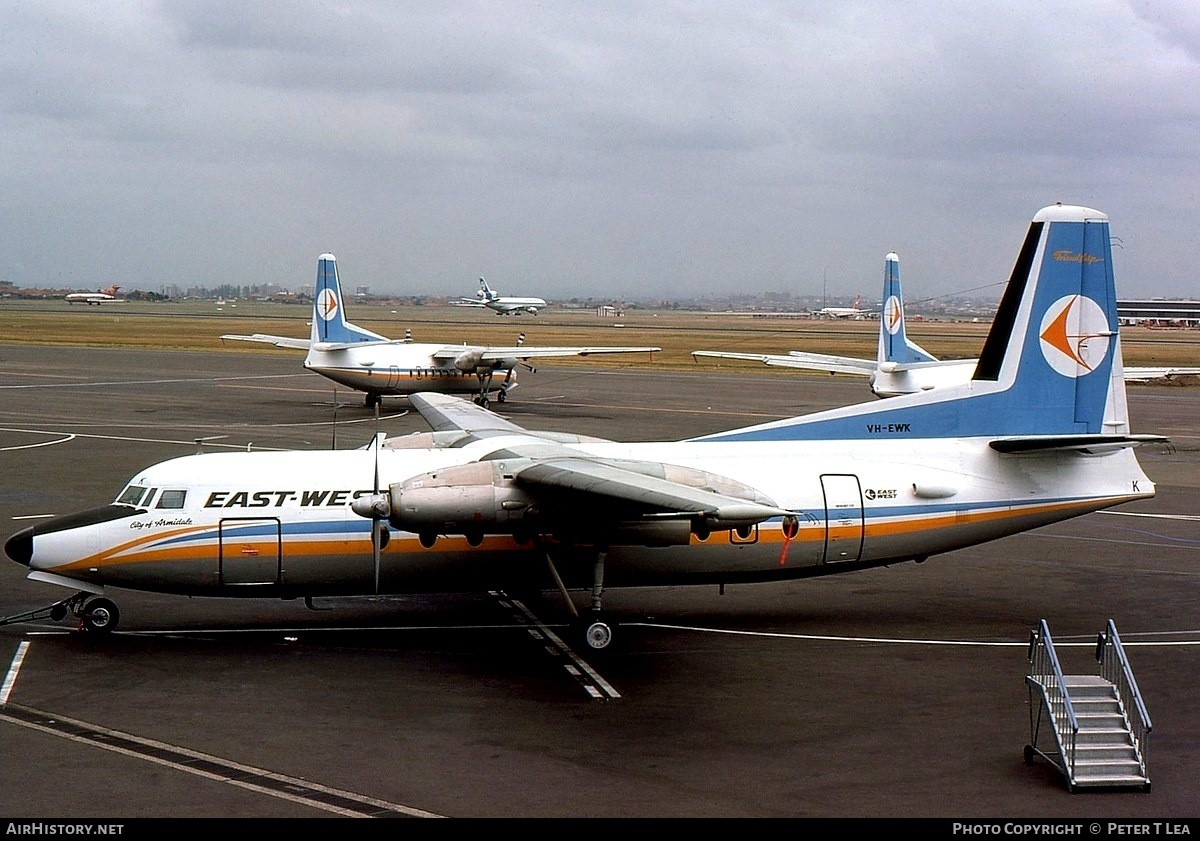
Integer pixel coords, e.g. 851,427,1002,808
3,2,1197,303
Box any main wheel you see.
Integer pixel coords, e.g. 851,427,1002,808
81,597,120,634
497,390,507,403
584,619,613,651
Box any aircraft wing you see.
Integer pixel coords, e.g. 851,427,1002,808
409,392,535,434
220,333,312,351
450,300,487,308
405,392,788,529
475,345,660,360
509,457,789,524
692,350,876,377
426,345,660,361
1123,367,1200,382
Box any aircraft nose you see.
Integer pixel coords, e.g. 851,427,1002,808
5,527,33,566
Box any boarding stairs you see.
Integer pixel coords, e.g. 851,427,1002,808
1025,619,1151,792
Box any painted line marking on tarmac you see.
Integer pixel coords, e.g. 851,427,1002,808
1100,510,1200,522
625,624,1200,648
0,373,311,390
0,660,443,818
2,641,29,705
496,592,621,701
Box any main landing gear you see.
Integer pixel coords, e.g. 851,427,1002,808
543,546,614,652
471,369,513,409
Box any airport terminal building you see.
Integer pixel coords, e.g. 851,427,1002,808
1118,300,1200,327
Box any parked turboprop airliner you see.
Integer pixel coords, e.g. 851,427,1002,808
694,253,1198,397
694,254,978,397
7,205,1165,651
222,255,658,408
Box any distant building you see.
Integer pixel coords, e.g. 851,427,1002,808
1117,300,1200,327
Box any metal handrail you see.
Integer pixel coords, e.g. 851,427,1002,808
1096,619,1152,772
1028,619,1079,776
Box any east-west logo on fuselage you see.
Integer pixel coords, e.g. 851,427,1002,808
1039,294,1111,377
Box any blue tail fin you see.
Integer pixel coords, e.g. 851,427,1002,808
310,254,388,345
698,205,1130,442
877,253,937,366
478,278,498,302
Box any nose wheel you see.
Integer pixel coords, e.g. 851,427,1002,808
79,596,120,634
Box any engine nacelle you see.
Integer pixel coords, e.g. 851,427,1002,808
453,350,485,372
387,462,535,539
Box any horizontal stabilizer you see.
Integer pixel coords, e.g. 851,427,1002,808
220,333,311,350
989,434,1168,454
691,350,876,376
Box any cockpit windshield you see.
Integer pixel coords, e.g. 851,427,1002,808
116,485,149,506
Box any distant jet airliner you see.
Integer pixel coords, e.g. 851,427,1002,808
66,285,121,305
453,278,547,315
815,294,871,319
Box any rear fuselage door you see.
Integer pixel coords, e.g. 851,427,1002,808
820,474,864,564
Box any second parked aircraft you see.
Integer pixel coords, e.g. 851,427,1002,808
222,255,659,408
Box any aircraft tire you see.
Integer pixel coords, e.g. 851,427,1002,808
81,597,119,634
583,619,613,651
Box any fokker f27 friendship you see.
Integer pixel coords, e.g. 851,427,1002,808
222,255,658,408
694,254,977,397
695,252,1200,397
7,205,1165,651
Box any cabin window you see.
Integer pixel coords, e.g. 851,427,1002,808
117,485,148,506
156,490,187,509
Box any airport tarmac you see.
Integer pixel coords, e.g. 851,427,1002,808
1,343,1198,819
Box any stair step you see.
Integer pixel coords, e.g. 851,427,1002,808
1073,775,1150,789
1078,744,1138,760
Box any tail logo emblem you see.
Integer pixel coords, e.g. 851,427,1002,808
884,295,903,335
317,289,339,322
1039,294,1111,377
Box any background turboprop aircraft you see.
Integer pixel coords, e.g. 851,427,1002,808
693,253,1200,397
452,278,548,315
65,284,121,305
7,204,1166,653
221,254,659,408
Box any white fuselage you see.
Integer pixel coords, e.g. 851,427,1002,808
13,432,1154,599
304,342,515,397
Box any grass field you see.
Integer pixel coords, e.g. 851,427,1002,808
3,298,1200,374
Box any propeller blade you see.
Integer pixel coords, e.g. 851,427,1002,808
373,401,381,594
